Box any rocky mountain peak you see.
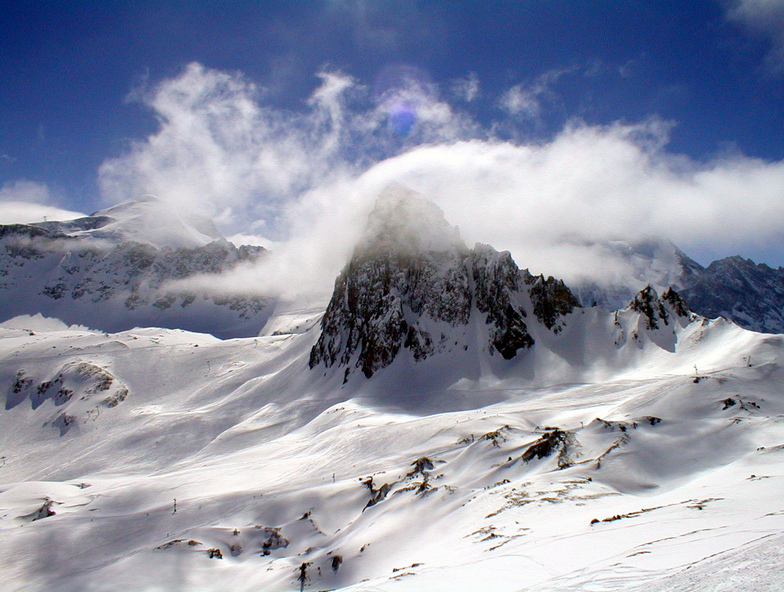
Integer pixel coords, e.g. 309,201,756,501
309,188,579,379
660,287,691,318
627,285,692,330
562,236,784,335
358,183,465,256
679,255,784,334
567,235,703,310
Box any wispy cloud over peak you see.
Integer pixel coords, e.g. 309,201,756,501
98,62,485,238
0,180,84,224
98,63,360,231
89,62,784,298
499,67,577,121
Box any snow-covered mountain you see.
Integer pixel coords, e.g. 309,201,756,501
38,194,224,249
0,195,273,338
2,187,784,591
570,235,784,334
567,236,702,309
4,192,782,341
680,255,784,334
310,185,578,380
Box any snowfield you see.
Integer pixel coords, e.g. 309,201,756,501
2,306,784,592
2,192,784,591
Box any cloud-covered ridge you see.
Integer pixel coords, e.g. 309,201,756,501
91,63,784,300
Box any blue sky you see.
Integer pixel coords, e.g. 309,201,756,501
1,0,784,271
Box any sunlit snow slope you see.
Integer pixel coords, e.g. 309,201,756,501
1,188,784,592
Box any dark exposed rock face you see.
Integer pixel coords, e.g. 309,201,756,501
308,211,474,378
661,287,691,318
680,256,784,334
309,185,578,378
629,285,670,330
627,285,692,330
521,429,568,463
471,246,533,359
526,274,581,332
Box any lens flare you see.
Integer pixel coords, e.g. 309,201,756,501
374,64,435,137
387,100,417,136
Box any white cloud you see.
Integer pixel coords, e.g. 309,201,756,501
98,64,784,300
451,72,480,102
253,119,784,296
98,62,478,237
0,180,53,204
0,180,86,224
499,84,542,120
372,64,478,142
99,63,364,231
0,202,87,225
728,0,784,73
499,67,574,120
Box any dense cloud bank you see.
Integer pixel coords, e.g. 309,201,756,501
6,61,784,298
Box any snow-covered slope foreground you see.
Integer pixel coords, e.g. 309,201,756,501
3,187,784,591
0,195,272,338
2,297,784,591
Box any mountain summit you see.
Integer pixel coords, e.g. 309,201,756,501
358,183,466,254
310,185,579,379
79,194,222,249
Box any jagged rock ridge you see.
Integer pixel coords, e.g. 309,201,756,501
628,285,692,330
309,186,579,378
566,237,784,334
628,285,694,330
679,256,784,334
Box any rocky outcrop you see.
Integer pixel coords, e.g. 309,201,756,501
309,185,578,378
7,362,131,435
526,274,580,332
471,246,533,359
628,285,670,330
661,287,691,318
628,285,692,330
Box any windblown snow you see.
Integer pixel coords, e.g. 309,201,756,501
1,189,784,592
